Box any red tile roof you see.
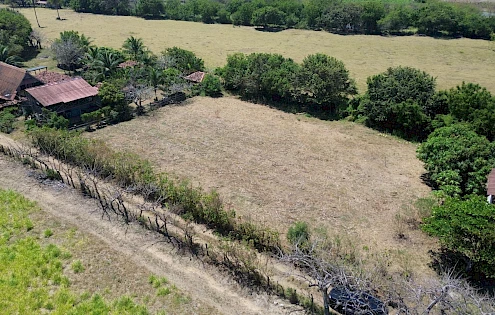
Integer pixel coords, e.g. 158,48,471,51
118,60,139,68
0,62,26,101
25,77,98,107
184,71,205,83
487,169,495,195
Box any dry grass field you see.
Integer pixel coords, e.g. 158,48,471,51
92,97,436,275
12,7,495,92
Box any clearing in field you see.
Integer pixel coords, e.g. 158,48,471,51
92,96,436,275
13,7,495,93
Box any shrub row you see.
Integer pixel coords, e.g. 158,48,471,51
28,127,280,252
218,52,357,118
62,0,495,40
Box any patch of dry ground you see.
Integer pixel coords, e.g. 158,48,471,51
92,96,437,275
12,7,495,92
0,151,296,315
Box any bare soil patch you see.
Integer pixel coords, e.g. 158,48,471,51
92,96,437,276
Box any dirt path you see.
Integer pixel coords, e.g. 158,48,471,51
0,152,296,314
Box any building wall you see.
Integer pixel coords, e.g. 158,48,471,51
23,95,101,125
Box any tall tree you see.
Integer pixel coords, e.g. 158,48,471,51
48,0,62,20
295,53,357,116
147,67,163,100
32,0,41,27
51,32,91,73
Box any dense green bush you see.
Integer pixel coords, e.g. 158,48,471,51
98,81,133,123
296,53,357,115
200,74,222,97
438,82,495,141
136,0,165,18
70,0,131,15
0,108,16,134
251,6,286,28
417,124,495,196
359,66,436,140
162,47,204,75
220,52,355,117
423,196,495,278
0,8,32,56
287,221,310,247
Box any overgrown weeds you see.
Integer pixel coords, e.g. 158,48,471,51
28,127,281,253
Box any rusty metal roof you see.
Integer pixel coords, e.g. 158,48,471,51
184,71,205,83
0,61,26,101
25,77,98,107
35,71,71,84
487,169,495,195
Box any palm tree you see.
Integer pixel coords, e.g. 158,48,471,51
122,36,146,61
0,45,22,66
32,0,41,28
48,0,62,20
94,51,123,78
147,67,163,100
84,46,101,68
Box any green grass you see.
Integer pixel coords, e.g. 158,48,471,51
71,260,85,273
0,189,149,314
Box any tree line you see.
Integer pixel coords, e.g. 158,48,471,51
4,0,495,40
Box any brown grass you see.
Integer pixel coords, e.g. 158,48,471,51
91,96,437,276
12,7,495,93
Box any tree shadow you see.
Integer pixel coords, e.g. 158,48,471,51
238,95,340,121
21,46,40,62
429,248,495,295
254,26,285,33
420,172,436,190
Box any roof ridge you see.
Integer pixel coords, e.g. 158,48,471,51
0,61,26,74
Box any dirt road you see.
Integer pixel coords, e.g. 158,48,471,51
0,149,296,314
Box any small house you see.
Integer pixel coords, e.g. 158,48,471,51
184,71,205,83
24,77,100,124
487,169,495,204
0,61,42,109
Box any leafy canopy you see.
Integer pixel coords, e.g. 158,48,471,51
0,8,32,56
162,47,204,75
442,82,495,141
417,124,495,196
423,196,495,278
359,66,436,140
296,53,357,115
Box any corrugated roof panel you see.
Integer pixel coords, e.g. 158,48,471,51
487,169,495,195
0,62,26,101
185,71,205,83
25,77,98,107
